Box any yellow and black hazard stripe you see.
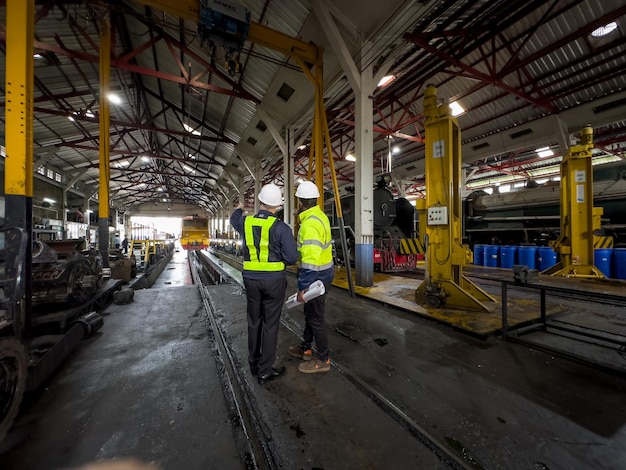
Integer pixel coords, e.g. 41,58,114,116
593,236,614,249
400,238,425,255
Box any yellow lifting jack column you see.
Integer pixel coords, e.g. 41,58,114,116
415,86,495,310
544,126,610,278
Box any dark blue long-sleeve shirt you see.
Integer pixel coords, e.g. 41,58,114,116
230,208,299,281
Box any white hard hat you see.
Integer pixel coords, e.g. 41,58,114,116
258,183,283,206
295,181,320,199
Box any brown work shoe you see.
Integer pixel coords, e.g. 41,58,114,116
288,345,313,361
298,358,331,374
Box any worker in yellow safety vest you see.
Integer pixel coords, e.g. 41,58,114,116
231,183,298,385
287,180,335,374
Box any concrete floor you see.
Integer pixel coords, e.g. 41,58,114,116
1,248,626,469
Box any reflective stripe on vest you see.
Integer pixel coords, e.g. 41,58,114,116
243,216,285,272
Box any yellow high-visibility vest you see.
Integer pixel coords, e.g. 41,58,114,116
243,216,285,271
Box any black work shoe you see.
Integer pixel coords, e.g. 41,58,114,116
257,366,286,385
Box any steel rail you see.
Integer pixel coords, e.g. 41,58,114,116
189,251,277,470
279,315,474,470
204,250,473,469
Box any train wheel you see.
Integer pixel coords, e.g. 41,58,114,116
0,338,28,441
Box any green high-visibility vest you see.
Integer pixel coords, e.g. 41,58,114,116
243,216,285,271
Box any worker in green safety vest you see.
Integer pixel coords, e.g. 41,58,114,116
287,180,335,374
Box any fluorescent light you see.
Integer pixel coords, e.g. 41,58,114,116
183,165,195,173
107,93,122,105
298,145,307,150
33,53,44,60
68,115,75,121
85,110,95,118
345,154,356,162
377,75,396,88
43,197,56,204
183,123,201,136
535,178,549,184
535,147,554,158
591,22,618,38
450,101,465,116
498,184,511,193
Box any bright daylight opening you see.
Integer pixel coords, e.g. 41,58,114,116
131,216,182,239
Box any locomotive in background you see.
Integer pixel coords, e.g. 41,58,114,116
180,215,210,250
464,160,626,247
327,174,423,272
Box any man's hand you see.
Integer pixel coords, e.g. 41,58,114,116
236,203,244,211
297,290,306,303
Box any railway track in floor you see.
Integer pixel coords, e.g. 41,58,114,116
189,250,475,470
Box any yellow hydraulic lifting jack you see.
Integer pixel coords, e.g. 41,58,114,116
415,86,496,310
544,126,612,278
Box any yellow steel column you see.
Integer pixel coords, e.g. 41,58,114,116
296,51,355,296
545,127,604,277
98,17,111,270
415,85,494,310
4,0,35,337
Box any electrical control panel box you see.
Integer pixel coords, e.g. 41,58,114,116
427,206,448,225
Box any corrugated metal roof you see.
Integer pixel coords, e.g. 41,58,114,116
1,0,626,210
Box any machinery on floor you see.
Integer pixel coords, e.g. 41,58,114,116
31,238,104,306
415,85,496,311
0,228,106,442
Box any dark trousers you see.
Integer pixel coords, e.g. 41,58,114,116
301,284,329,361
243,276,287,375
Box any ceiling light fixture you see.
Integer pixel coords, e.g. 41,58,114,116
450,101,465,116
107,93,122,105
33,52,44,60
377,75,396,88
345,154,356,162
183,123,201,136
535,146,554,158
591,21,618,38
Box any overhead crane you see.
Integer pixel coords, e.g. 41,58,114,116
136,0,354,294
